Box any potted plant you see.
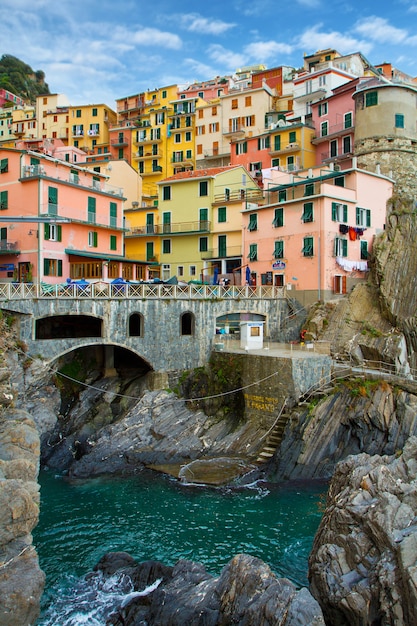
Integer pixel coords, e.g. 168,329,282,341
25,263,33,284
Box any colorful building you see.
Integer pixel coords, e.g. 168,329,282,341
243,161,394,302
0,147,144,284
68,103,116,157
155,166,260,283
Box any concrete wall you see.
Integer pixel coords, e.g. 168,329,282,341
3,296,297,372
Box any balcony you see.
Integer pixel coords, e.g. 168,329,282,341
222,125,245,138
111,137,129,147
126,220,211,237
311,122,354,144
212,188,263,204
269,142,300,156
135,150,163,160
21,165,123,197
201,245,242,260
0,241,20,255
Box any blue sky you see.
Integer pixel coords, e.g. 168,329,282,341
2,0,417,108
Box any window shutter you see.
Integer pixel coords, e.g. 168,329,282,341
332,202,337,221
356,207,360,225
343,204,348,222
57,225,62,242
342,239,348,257
44,258,49,276
44,223,50,239
94,232,98,247
58,260,63,276
366,210,371,227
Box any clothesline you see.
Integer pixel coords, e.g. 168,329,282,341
339,224,366,239
336,257,368,272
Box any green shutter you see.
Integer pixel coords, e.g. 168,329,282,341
356,207,360,225
44,223,50,239
0,190,7,209
332,202,337,221
110,235,117,251
302,203,313,222
44,258,49,276
273,207,283,227
0,158,8,173
366,210,371,227
274,241,283,258
343,204,348,222
94,232,98,247
274,135,281,151
48,187,58,215
57,225,62,242
248,214,257,231
58,260,63,276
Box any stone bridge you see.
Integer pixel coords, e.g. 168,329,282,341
0,283,302,376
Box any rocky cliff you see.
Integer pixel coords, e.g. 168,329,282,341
309,436,417,626
0,317,44,626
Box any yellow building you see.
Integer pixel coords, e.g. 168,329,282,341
68,103,117,156
35,93,70,143
155,165,261,283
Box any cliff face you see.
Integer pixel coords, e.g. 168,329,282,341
0,318,44,626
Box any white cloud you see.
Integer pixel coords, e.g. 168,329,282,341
181,13,235,35
183,58,220,78
207,44,247,70
244,40,293,61
131,27,182,49
296,24,373,56
354,17,408,44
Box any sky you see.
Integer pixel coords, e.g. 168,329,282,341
2,0,417,109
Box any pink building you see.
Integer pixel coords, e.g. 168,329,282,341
243,161,394,304
0,148,143,284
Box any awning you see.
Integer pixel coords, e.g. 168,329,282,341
64,249,158,265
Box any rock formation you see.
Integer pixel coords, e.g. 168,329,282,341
0,318,44,625
92,551,325,626
309,436,417,626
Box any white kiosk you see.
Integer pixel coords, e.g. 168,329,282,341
240,321,264,350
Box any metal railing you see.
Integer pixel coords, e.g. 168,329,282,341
0,282,287,301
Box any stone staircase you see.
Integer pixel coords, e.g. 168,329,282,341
256,400,291,464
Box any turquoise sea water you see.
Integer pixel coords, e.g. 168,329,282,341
34,469,327,625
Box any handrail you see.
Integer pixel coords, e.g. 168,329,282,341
258,398,288,443
0,282,287,301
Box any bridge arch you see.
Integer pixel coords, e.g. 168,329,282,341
35,313,103,340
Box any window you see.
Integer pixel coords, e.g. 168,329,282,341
278,189,287,202
304,183,314,197
44,223,62,241
212,106,217,115
248,244,257,260
235,141,247,155
110,202,117,227
318,102,328,116
199,207,208,229
321,121,328,137
163,185,171,201
395,114,404,129
43,258,63,277
162,239,171,254
356,207,371,227
155,112,165,125
344,112,352,128
146,242,154,261
334,176,345,187
190,265,196,276
302,236,314,257
231,99,238,109
110,235,117,251
218,235,226,257
330,140,337,158
245,96,252,106
319,75,326,86
289,131,296,144
199,180,208,196
186,149,192,159
0,190,7,209
258,136,270,150
199,237,208,252
302,202,313,223
271,158,280,167
48,187,58,215
129,313,143,337
248,214,257,231
274,240,284,259
209,122,219,133
185,131,192,142
88,231,98,247
334,237,348,257
76,109,81,118
1,158,9,174
87,197,96,223
243,115,254,127
174,133,181,143
343,136,351,154
162,90,167,99
273,207,284,227
274,135,281,151
332,202,348,222
361,240,368,260
181,312,194,336
365,91,378,107
218,206,226,223
178,265,184,277
196,125,205,135
162,212,171,233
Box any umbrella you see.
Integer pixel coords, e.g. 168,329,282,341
213,267,219,285
246,266,251,285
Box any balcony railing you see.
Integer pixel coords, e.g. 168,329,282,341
0,241,20,254
213,188,263,204
127,220,211,236
0,281,287,301
21,166,123,197
201,245,242,260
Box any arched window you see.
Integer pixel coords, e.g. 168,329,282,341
129,313,143,337
181,312,194,336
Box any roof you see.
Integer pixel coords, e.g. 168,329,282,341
64,249,154,265
158,165,244,184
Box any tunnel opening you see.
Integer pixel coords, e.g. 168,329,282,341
36,315,102,339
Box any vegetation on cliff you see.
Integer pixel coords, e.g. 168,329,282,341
0,54,49,103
